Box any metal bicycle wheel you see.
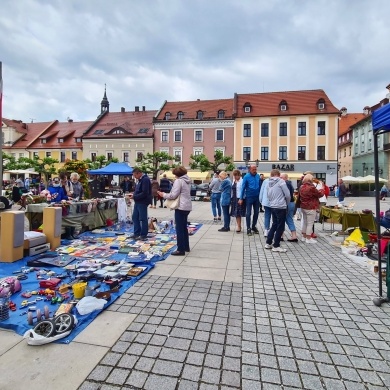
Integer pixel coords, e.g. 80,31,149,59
33,319,55,337
53,313,74,334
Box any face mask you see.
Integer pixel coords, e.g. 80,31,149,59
53,183,61,187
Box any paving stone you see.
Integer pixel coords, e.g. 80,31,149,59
143,345,162,358
144,373,178,390
186,351,205,366
106,368,129,385
280,370,302,388
301,373,324,390
181,364,202,382
152,359,183,377
117,354,138,369
261,367,281,384
202,367,221,384
178,379,199,390
242,364,260,381
221,370,241,387
87,365,112,381
135,356,155,372
100,352,122,366
159,347,187,362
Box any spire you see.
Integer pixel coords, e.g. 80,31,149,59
101,84,109,114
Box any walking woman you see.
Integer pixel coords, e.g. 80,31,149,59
299,174,325,244
157,166,192,256
230,169,245,233
218,171,232,232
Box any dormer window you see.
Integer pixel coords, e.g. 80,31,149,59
217,110,225,119
196,111,203,120
243,103,252,113
41,139,47,144
279,100,288,111
165,112,171,120
75,137,82,143
177,111,184,120
317,98,326,110
58,138,64,143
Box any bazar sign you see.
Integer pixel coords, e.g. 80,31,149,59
272,164,295,171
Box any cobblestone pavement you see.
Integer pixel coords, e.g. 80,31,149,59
79,199,390,390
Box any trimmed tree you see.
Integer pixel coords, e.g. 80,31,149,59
136,151,179,179
189,150,235,173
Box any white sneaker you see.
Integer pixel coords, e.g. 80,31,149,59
301,237,306,242
264,244,273,249
264,229,269,237
306,238,317,244
272,247,287,253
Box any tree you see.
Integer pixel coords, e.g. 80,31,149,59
16,156,59,182
136,151,179,179
84,155,119,170
1,152,17,171
189,150,235,173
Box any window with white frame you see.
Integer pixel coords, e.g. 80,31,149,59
107,152,113,161
298,122,306,136
243,147,251,160
46,151,51,158
193,147,203,156
177,111,184,120
216,129,224,141
194,129,203,142
60,151,66,162
33,152,39,158
217,110,225,119
279,122,287,136
261,123,269,137
159,147,169,162
161,130,168,142
58,138,64,143
173,149,182,163
165,112,171,120
196,111,203,120
317,121,326,135
214,147,225,156
123,152,129,162
261,147,269,160
91,152,96,162
174,130,182,142
243,124,251,137
279,146,287,160
71,151,77,160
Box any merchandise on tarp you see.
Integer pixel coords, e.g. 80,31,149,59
344,228,365,247
372,102,390,305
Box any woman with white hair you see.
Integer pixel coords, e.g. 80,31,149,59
69,172,84,200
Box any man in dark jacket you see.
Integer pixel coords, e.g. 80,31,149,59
159,174,171,207
129,168,152,240
120,176,133,193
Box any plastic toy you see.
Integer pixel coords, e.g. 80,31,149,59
26,305,50,325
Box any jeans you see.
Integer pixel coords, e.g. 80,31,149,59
245,196,260,229
266,208,287,248
211,193,221,218
132,203,148,237
175,209,190,252
285,202,296,233
264,206,272,230
222,205,230,229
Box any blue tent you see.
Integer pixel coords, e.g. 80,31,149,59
372,103,390,305
87,162,133,175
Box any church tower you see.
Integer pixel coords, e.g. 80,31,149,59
101,84,110,114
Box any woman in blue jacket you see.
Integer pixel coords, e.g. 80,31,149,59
218,171,232,232
48,177,68,203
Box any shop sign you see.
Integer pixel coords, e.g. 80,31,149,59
272,164,295,171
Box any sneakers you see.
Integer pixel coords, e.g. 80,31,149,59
252,226,259,234
301,237,307,242
218,227,230,232
272,247,287,253
264,244,273,249
247,229,253,236
306,238,317,244
264,229,269,237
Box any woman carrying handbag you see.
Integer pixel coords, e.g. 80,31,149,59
157,166,192,256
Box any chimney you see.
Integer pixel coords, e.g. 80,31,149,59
340,107,347,116
363,106,370,115
121,107,125,113
135,106,139,112
142,106,145,111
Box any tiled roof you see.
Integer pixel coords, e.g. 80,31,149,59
236,89,339,117
83,110,157,138
5,121,57,149
2,118,28,134
27,120,93,149
339,113,367,136
155,98,234,121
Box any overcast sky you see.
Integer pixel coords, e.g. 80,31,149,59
1,0,389,123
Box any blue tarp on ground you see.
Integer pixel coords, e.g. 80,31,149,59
88,162,133,175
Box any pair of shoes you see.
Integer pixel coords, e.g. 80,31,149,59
264,244,273,249
301,237,306,242
236,229,241,233
287,238,299,242
218,227,230,232
129,234,140,239
139,236,148,241
164,206,167,208
259,209,264,213
311,233,318,238
247,229,253,236
185,249,190,252
213,217,217,222
264,229,269,237
252,227,259,234
306,238,317,244
272,247,287,253
171,250,185,256
217,217,221,220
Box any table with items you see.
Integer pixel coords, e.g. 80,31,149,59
26,199,120,232
0,220,202,345
319,206,376,232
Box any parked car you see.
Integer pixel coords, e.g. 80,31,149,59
196,183,210,192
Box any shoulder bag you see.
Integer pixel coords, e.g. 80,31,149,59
164,180,182,210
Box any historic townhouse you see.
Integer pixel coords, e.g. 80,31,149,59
350,86,390,180
82,91,157,165
338,108,366,179
234,90,339,185
154,98,234,180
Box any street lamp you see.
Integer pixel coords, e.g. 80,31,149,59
244,158,250,171
362,162,367,176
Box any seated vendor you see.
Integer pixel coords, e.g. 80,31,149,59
48,177,68,203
